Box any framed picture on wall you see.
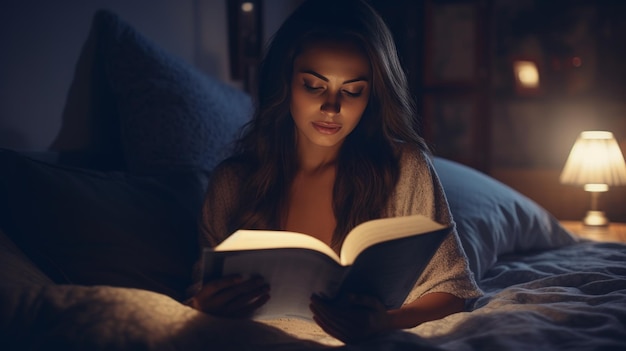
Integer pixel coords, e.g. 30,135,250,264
227,0,263,97
421,0,489,171
424,0,479,86
423,93,488,169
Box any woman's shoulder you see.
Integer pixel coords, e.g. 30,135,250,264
203,157,249,219
209,156,250,186
386,142,442,218
214,155,252,173
394,142,432,171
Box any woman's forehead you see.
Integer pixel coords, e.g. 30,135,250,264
294,40,371,77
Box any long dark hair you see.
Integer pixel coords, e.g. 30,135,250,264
229,0,428,249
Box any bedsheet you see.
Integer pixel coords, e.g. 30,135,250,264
3,241,626,350
267,240,626,350
411,240,626,350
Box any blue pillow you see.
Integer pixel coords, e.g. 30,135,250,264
54,9,252,175
97,9,252,175
0,149,199,300
433,157,578,279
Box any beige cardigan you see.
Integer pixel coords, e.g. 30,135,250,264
192,146,482,303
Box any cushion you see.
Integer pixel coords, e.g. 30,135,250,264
0,284,304,350
432,157,578,279
53,9,253,175
0,227,52,286
0,149,200,300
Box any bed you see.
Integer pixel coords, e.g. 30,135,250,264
2,9,625,351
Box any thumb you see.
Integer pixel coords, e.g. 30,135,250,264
348,294,382,308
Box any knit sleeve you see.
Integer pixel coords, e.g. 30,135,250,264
388,147,483,303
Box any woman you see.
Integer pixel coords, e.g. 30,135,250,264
188,0,482,343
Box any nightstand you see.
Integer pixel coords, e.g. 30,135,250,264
560,221,626,243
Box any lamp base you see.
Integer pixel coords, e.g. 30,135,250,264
583,210,609,227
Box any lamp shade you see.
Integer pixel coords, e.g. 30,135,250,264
560,131,626,188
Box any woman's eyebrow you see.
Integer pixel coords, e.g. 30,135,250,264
300,69,369,84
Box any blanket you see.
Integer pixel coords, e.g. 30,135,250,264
266,240,626,350
5,240,624,350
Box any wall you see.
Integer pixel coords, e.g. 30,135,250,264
0,0,194,150
0,0,297,152
2,0,624,222
488,0,626,223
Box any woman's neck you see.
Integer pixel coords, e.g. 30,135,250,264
296,143,341,174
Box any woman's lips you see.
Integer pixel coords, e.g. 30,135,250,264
312,121,341,135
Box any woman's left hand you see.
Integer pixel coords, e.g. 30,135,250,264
310,293,392,344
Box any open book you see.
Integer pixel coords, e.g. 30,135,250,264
202,214,451,320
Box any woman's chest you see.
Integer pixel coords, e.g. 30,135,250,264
283,170,336,246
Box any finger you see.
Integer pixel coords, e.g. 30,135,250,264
227,291,271,318
209,285,270,318
197,274,244,300
311,295,348,324
210,276,268,306
214,296,269,319
347,294,381,309
310,298,354,337
194,275,267,314
222,283,270,311
311,302,351,342
313,315,349,343
317,296,376,339
313,295,361,325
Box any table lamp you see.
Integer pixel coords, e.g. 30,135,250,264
560,131,626,226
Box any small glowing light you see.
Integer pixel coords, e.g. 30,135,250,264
561,131,626,188
561,130,626,226
581,131,612,140
572,56,582,67
513,60,539,88
584,184,609,192
241,2,254,12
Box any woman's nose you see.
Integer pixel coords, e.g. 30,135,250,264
321,94,340,115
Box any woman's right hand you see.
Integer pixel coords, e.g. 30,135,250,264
189,274,270,318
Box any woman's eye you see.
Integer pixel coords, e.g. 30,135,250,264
343,90,362,98
304,84,322,93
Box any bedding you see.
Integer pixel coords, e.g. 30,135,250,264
2,8,626,351
3,220,625,350
264,240,626,350
0,149,200,300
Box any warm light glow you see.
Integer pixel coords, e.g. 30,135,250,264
584,184,609,192
513,60,540,88
561,130,626,226
560,131,626,190
572,56,582,67
241,2,254,12
581,131,612,139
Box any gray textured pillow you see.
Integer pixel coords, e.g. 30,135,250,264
0,227,52,286
54,9,252,175
0,149,199,300
97,9,252,175
433,157,578,279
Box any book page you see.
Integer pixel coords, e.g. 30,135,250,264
339,228,449,309
205,248,348,320
340,214,447,265
215,230,341,264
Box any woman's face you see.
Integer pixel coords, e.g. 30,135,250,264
290,40,371,153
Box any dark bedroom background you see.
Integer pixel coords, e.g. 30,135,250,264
371,0,626,223
1,0,625,222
